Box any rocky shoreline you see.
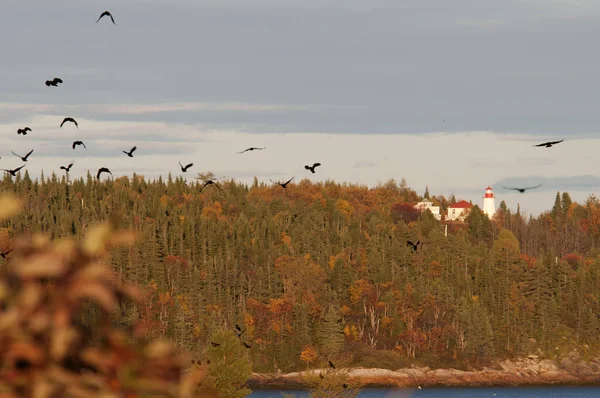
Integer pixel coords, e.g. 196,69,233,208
249,354,600,389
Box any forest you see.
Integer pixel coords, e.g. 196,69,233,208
1,170,599,374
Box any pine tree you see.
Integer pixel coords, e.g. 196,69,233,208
552,192,562,218
318,306,344,357
562,192,573,214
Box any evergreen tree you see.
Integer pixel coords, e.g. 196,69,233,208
552,192,562,218
202,329,253,398
561,192,573,214
318,306,344,357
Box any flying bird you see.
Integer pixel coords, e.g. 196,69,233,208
534,140,563,148
242,342,252,349
17,127,31,135
210,342,220,348
12,149,34,162
45,78,63,87
270,176,294,189
304,163,321,174
123,146,137,157
203,180,222,190
61,117,78,128
60,162,74,172
1,165,25,177
235,324,242,332
406,240,420,253
179,162,193,172
238,147,266,154
72,141,86,149
502,184,542,193
96,167,112,179
0,249,13,259
328,361,336,369
96,10,116,25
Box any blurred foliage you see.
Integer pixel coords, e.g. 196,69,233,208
0,194,205,398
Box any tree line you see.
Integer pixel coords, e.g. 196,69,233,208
1,170,598,372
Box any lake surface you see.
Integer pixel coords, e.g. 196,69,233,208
249,386,600,397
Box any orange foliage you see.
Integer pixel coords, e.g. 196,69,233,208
300,345,318,364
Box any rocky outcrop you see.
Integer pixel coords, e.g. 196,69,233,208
249,355,600,389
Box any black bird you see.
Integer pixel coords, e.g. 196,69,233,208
243,342,252,349
45,77,63,87
534,140,563,148
343,384,348,389
1,165,25,177
235,324,242,332
270,176,294,188
96,10,116,25
179,162,193,172
72,141,86,149
123,146,137,157
210,342,220,347
328,361,336,369
17,127,31,135
61,117,78,128
238,147,266,154
203,180,222,190
60,162,74,173
502,184,542,193
96,167,112,179
304,163,321,174
0,249,13,259
12,149,34,162
406,240,420,252
319,374,325,380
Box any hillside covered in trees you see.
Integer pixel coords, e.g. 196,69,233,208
1,171,599,373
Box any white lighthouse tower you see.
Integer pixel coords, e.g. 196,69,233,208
483,186,496,218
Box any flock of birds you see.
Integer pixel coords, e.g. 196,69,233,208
9,10,565,195
10,10,325,189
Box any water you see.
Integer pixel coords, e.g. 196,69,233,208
249,387,600,398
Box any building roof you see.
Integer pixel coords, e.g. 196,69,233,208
486,186,493,190
449,200,473,209
418,198,432,203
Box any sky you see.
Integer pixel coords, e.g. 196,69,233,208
2,0,600,215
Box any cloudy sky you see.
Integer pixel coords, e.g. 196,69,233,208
2,0,600,215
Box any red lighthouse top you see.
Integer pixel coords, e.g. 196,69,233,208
484,186,494,198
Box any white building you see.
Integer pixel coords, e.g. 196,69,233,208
446,200,473,221
414,198,441,220
482,186,496,219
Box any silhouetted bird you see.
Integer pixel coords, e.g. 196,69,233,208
238,147,266,154
343,384,348,389
12,149,34,162
328,361,336,369
1,165,25,177
0,249,13,259
534,140,563,148
179,162,193,172
271,176,294,188
61,117,78,128
210,342,220,347
319,374,325,380
502,184,542,193
60,162,74,172
96,167,112,179
304,163,321,174
406,240,420,252
45,78,63,87
17,127,31,135
235,324,242,332
123,146,137,157
203,180,222,190
72,141,86,149
96,10,116,25
243,342,252,349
